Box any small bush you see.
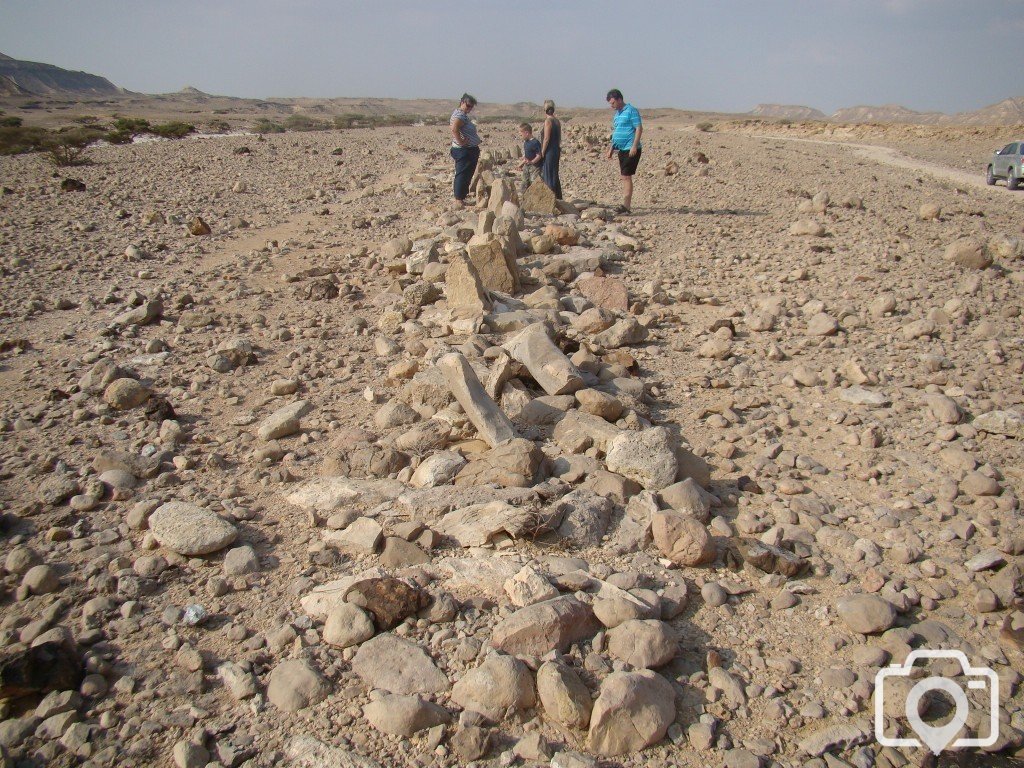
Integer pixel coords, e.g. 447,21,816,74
112,117,151,135
149,121,195,139
284,114,330,132
207,119,231,133
253,118,285,134
0,125,48,155
43,127,105,166
696,121,713,132
0,116,23,128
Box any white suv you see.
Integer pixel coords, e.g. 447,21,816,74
987,141,1023,189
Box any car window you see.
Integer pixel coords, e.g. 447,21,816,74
1001,143,1016,154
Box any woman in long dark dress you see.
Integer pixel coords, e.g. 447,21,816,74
540,99,562,200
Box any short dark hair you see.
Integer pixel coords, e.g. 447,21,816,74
519,122,532,132
606,89,623,101
461,93,477,108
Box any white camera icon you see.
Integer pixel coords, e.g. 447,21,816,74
875,649,999,755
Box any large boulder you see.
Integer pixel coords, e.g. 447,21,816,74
587,670,675,756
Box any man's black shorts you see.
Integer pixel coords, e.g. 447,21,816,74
618,146,642,176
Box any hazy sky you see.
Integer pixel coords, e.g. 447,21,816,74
1,0,1021,114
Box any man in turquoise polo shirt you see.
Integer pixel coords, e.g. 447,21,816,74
606,88,643,213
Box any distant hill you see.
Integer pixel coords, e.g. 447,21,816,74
749,104,827,121
958,97,1024,126
830,103,944,123
0,52,124,96
0,74,31,97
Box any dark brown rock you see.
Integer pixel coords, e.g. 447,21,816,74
345,577,430,630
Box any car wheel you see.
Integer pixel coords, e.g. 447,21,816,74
1008,167,1020,191
986,165,996,185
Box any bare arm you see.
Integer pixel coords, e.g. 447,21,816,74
450,117,466,146
540,117,552,160
629,123,643,157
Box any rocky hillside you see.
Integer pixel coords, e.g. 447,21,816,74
749,104,827,121
0,52,124,96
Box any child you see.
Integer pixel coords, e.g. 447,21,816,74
517,123,542,195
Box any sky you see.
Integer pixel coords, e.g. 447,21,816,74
1,0,1022,115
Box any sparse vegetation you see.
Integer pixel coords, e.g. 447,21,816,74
696,121,714,132
148,121,196,139
0,124,48,155
253,118,286,134
0,116,23,128
43,126,105,166
284,114,331,132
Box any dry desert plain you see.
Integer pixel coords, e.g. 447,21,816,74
0,114,1024,768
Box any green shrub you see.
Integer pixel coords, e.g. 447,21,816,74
149,121,195,139
0,116,23,128
43,127,105,166
284,114,330,131
0,125,48,155
253,118,285,134
696,121,713,132
207,119,231,133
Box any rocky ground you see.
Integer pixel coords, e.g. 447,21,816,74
0,116,1023,768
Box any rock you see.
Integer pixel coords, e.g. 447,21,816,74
974,410,1024,438
605,428,678,491
839,386,890,408
575,388,624,421
374,400,420,430
363,694,449,736
0,642,83,699
223,545,259,576
522,178,558,214
925,393,962,424
103,378,151,410
593,318,648,348
503,323,584,396
587,670,675,756
451,654,536,721
21,564,58,595
410,451,466,487
438,353,516,447
554,489,613,547
148,502,238,556
797,721,872,756
593,582,660,628
351,634,449,695
836,594,897,634
445,251,491,317
323,603,375,648
380,536,430,567
491,596,599,656
513,732,553,762
537,661,592,729
258,400,311,440
217,662,258,700
944,237,992,270
961,471,1001,497
659,478,711,521
606,620,677,668
285,477,405,514
285,735,385,767
652,512,715,566
187,216,211,236
173,742,210,768
806,313,838,336
451,726,491,762
267,659,330,712
736,539,805,577
504,566,559,607
789,220,825,237
436,500,545,546
323,516,383,554
577,276,628,312
345,576,429,629
919,203,941,221
454,438,542,488
467,237,520,294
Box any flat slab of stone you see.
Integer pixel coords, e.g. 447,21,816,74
491,595,599,656
148,502,238,556
351,633,450,695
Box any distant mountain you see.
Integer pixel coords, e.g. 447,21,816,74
957,97,1024,126
749,104,827,121
0,74,31,97
0,52,124,96
830,103,944,123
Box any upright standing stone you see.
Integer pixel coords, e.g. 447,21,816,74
445,252,491,317
467,237,520,294
522,178,558,215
